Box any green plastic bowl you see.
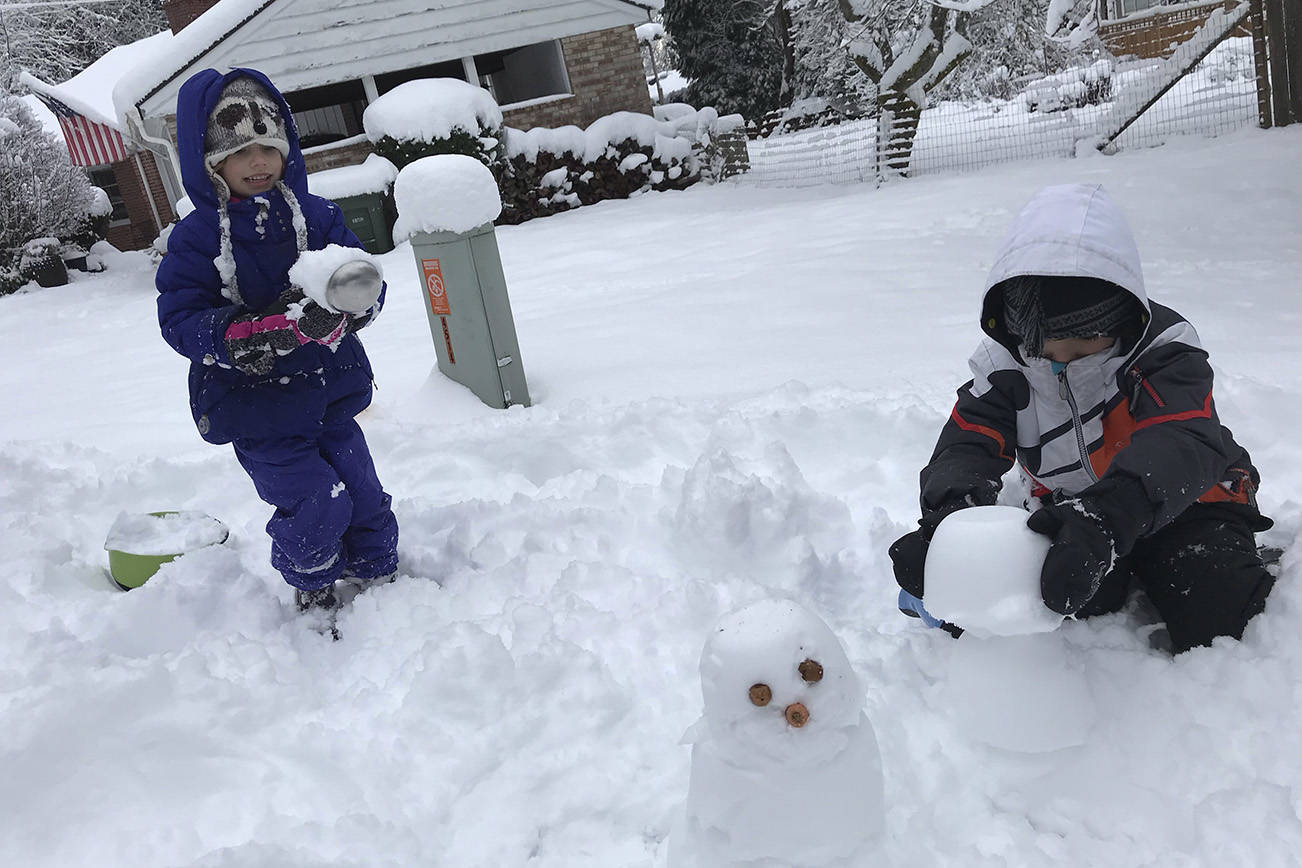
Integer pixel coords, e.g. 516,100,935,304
105,511,229,591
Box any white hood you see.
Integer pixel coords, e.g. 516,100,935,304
984,183,1148,310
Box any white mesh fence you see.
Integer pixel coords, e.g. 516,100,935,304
741,33,1263,188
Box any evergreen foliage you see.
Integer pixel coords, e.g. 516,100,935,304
661,0,788,121
371,127,506,173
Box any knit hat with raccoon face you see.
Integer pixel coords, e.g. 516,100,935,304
204,76,290,172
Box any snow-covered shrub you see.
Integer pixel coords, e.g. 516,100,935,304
1203,36,1255,86
18,236,68,287
0,92,97,272
1023,59,1114,113
0,266,25,296
362,79,505,172
63,186,113,251
495,109,732,225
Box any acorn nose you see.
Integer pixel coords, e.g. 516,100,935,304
784,702,809,727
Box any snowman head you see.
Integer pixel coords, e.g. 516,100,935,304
698,599,864,766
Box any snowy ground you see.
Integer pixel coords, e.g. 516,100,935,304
2,127,1301,867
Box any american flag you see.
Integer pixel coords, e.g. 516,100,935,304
33,92,130,168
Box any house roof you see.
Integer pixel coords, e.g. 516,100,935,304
21,31,172,131
112,0,658,126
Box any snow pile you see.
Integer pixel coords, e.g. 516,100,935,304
288,245,383,313
945,631,1099,752
104,511,228,556
582,112,692,164
674,599,884,867
653,104,746,142
362,79,503,144
308,154,397,201
392,154,502,238
636,22,665,44
1022,59,1114,113
87,187,113,218
503,125,587,162
924,505,1062,636
504,111,725,167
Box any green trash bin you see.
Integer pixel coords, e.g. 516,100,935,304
334,191,395,254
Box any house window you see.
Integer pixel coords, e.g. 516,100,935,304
87,167,129,223
284,80,367,149
1108,0,1168,18
474,40,570,106
375,60,469,94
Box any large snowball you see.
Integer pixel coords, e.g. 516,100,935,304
393,154,502,239
924,505,1062,636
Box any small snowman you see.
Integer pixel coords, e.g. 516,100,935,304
670,599,885,868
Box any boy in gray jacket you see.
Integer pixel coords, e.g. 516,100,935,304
891,183,1274,653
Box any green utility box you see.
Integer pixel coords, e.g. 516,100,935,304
409,223,530,409
335,192,395,254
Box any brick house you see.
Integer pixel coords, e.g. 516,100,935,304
1097,0,1251,59
29,0,657,250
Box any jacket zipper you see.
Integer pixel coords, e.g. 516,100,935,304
1128,366,1165,408
1057,367,1099,483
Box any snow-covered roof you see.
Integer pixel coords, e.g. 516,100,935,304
114,0,657,126
21,31,173,131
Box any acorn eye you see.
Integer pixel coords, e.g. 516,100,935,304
748,683,772,707
785,702,810,727
798,659,823,683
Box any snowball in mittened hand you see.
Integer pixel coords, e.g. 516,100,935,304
287,245,383,312
324,260,383,313
924,504,1062,636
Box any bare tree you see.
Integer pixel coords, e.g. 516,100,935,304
838,0,994,179
0,0,166,88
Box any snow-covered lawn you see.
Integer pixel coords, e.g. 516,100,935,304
2,126,1301,867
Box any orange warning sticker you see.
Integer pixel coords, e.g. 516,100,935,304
422,258,450,315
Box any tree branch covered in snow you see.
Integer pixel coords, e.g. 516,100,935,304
0,90,96,264
0,0,165,87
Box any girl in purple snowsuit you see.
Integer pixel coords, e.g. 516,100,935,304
156,68,398,616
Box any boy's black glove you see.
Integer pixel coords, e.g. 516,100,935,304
1026,499,1117,615
889,498,974,598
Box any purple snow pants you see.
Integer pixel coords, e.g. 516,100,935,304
233,418,398,590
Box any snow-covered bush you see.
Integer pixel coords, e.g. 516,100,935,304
18,236,68,287
362,79,505,172
496,108,739,225
63,186,113,252
1023,59,1114,113
0,92,98,273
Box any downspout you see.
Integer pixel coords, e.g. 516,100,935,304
127,104,184,217
133,151,164,235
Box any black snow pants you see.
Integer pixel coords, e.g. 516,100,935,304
1077,502,1276,653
